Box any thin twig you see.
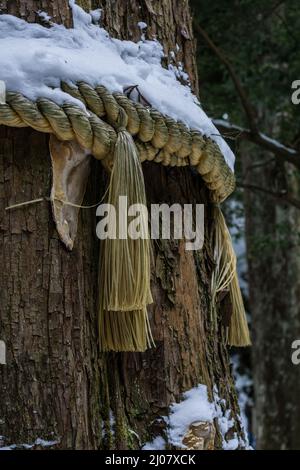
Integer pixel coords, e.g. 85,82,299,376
194,23,300,169
244,158,276,176
213,119,300,169
237,182,300,210
5,194,108,211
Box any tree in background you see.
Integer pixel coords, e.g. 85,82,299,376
192,0,300,449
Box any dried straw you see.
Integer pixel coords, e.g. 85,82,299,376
211,205,251,347
98,129,154,351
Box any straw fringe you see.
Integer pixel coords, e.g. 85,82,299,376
98,129,154,352
99,309,154,352
228,273,251,347
211,205,251,347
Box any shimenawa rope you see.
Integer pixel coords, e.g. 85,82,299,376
0,81,250,351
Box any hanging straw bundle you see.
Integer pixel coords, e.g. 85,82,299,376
0,84,249,351
211,205,251,347
98,125,154,352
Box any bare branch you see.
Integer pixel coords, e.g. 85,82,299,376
237,182,300,210
244,158,275,173
213,119,300,169
194,23,300,169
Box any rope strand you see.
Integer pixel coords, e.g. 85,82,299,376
5,193,109,211
0,82,235,203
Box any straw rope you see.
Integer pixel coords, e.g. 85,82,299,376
0,81,249,351
0,82,235,203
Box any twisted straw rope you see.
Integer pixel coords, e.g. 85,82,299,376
0,82,235,203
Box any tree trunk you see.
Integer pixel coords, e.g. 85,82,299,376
243,144,300,450
0,0,245,449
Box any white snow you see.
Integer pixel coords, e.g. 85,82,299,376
214,119,297,158
160,383,251,450
34,437,58,447
137,21,147,30
213,385,252,450
0,340,6,364
229,199,249,294
101,409,115,439
90,9,102,24
137,21,147,40
0,1,235,171
168,63,190,84
223,436,239,450
109,409,115,436
142,436,166,450
258,132,297,154
37,11,52,23
213,387,239,450
231,354,253,448
0,437,59,450
0,81,5,105
167,384,214,448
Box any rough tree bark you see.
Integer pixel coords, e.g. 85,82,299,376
0,0,245,449
243,143,300,450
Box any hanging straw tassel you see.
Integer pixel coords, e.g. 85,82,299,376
98,123,154,352
211,205,251,347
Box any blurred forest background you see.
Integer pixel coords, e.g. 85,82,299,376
191,0,300,449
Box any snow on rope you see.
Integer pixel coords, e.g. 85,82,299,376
0,0,235,171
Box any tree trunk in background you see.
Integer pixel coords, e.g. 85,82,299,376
0,0,244,449
243,144,300,449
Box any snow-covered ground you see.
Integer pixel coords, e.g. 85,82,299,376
0,0,235,171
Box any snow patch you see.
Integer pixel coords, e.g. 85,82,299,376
35,437,58,447
37,11,52,23
101,409,115,439
0,1,235,171
143,436,166,450
0,437,59,450
228,199,249,294
223,436,239,450
167,385,214,448
213,386,252,450
137,21,147,41
137,21,147,30
213,387,239,450
231,354,253,448
109,409,116,436
161,384,251,450
90,9,102,24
